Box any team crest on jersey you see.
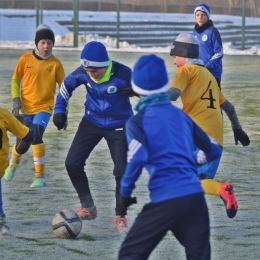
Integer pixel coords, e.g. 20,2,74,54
202,35,208,41
47,66,53,73
107,86,117,94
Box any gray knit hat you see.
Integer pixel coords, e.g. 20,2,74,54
170,33,199,58
35,24,55,45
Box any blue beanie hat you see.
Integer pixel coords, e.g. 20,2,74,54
80,41,109,69
132,54,169,96
194,3,210,19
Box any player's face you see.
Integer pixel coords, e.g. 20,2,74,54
83,67,106,81
195,11,208,26
37,39,53,56
173,56,187,67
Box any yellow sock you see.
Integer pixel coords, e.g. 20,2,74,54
32,143,46,176
11,144,23,163
201,179,222,196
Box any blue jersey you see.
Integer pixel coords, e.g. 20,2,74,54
54,61,133,129
193,20,223,79
120,101,221,203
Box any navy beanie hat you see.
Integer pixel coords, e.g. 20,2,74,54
132,54,169,96
80,41,109,69
170,33,199,59
35,24,55,45
194,3,210,19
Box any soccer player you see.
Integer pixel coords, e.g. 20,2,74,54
192,3,223,88
0,108,34,233
167,33,250,218
4,24,65,188
53,41,135,233
118,54,221,259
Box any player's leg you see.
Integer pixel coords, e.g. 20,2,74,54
4,115,33,181
65,118,102,220
105,128,129,232
0,178,9,233
30,112,51,188
118,200,171,259
198,152,238,218
171,193,211,260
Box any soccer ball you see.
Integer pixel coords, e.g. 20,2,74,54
52,209,82,239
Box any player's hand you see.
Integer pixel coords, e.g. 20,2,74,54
119,195,137,208
63,111,68,130
233,129,250,146
121,87,138,97
12,97,23,116
53,113,67,130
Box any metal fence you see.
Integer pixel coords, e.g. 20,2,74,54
0,0,260,50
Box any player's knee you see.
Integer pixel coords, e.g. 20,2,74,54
32,124,44,145
15,142,31,154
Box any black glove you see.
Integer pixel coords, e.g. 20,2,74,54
53,113,67,130
63,111,68,130
233,129,250,146
119,195,137,208
121,87,138,97
12,97,23,116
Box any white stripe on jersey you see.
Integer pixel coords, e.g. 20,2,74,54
127,139,142,162
60,82,70,101
211,50,223,60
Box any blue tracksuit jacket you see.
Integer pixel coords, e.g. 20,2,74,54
120,101,221,203
193,20,223,79
54,61,133,129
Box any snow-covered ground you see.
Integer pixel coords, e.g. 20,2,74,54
0,8,259,55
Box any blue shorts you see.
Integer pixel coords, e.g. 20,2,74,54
195,146,223,179
20,112,51,130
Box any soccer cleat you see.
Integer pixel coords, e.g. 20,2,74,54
220,182,238,218
110,216,129,233
77,206,97,220
0,214,9,234
4,160,19,181
30,176,47,188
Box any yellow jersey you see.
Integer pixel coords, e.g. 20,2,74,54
0,108,30,177
12,51,65,115
171,64,226,146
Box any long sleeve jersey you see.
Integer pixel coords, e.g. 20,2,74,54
54,61,134,129
120,101,221,203
0,108,34,177
170,62,226,146
193,20,223,79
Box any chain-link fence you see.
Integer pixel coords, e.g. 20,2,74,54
0,0,260,50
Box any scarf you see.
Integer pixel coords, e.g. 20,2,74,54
135,92,171,112
194,19,213,34
185,59,205,66
33,48,52,59
91,58,112,84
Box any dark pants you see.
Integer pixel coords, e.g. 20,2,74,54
119,193,211,260
65,118,128,216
